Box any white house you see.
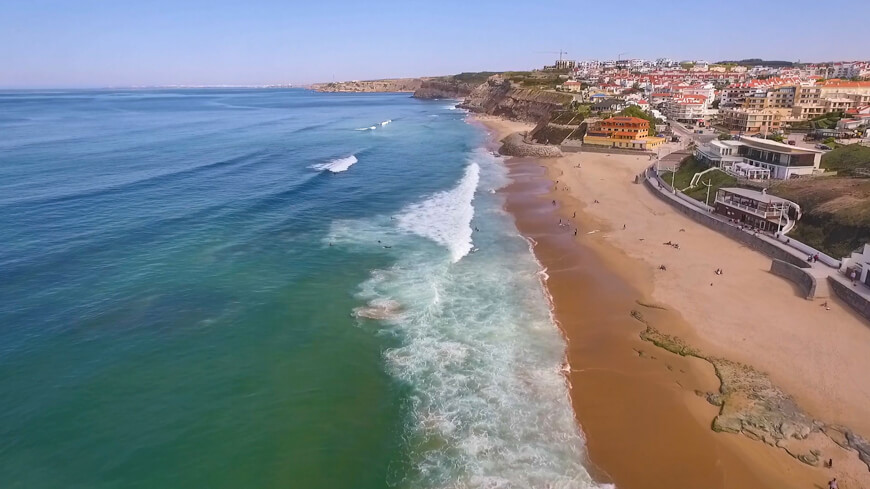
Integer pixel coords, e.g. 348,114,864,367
734,136,825,179
842,244,870,286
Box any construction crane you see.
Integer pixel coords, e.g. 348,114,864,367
617,52,629,61
538,50,569,62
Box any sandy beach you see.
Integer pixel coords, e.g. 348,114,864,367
474,114,870,488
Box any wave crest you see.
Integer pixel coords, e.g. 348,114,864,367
396,163,479,262
311,155,358,173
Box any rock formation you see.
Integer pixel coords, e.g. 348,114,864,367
498,132,562,158
459,76,574,123
412,78,477,100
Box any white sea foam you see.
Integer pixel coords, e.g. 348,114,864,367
311,155,358,173
347,149,608,488
380,119,392,126
396,163,479,262
356,125,377,131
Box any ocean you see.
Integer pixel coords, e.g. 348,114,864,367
0,89,601,488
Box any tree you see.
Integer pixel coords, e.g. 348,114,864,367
718,133,732,140
619,105,657,136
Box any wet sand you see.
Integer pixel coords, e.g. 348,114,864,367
472,115,867,488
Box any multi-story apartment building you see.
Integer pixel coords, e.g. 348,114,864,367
719,78,801,108
666,94,709,123
792,80,870,120
720,107,784,134
742,85,796,110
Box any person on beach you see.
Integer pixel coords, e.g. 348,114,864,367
828,477,838,489
573,211,576,218
623,224,626,230
552,200,556,206
574,229,578,236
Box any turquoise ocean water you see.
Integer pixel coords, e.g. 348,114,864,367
0,89,602,488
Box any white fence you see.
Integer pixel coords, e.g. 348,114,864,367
773,234,841,268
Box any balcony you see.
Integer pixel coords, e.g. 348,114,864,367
715,197,782,219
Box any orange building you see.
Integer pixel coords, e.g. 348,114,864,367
583,116,665,150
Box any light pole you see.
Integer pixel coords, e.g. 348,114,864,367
703,179,713,207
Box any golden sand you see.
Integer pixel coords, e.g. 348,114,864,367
473,114,870,488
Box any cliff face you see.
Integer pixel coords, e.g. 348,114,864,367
412,78,477,100
458,77,574,123
311,78,428,93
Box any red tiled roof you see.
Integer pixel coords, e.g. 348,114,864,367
818,80,870,88
605,116,648,123
724,77,802,89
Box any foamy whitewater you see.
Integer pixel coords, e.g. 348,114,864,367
312,154,358,173
328,148,606,488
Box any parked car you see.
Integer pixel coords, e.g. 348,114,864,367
787,140,796,146
818,144,831,150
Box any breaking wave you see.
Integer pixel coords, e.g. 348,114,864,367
311,155,358,173
352,149,604,488
356,120,391,131
396,163,479,262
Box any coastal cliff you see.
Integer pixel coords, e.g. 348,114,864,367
413,79,476,100
311,78,428,93
412,72,498,100
459,76,574,123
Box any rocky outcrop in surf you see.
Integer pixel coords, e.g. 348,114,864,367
498,132,562,158
459,76,574,123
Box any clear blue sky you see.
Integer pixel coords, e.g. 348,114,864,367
2,0,868,88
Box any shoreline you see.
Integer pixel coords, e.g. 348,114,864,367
472,114,870,488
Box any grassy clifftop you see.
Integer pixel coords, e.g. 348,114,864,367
770,177,870,257
821,144,870,173
660,157,737,202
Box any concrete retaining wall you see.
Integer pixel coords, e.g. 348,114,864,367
770,259,816,299
643,177,812,269
773,234,841,268
828,278,870,323
567,144,654,156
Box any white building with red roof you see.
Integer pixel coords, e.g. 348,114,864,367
666,94,710,122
